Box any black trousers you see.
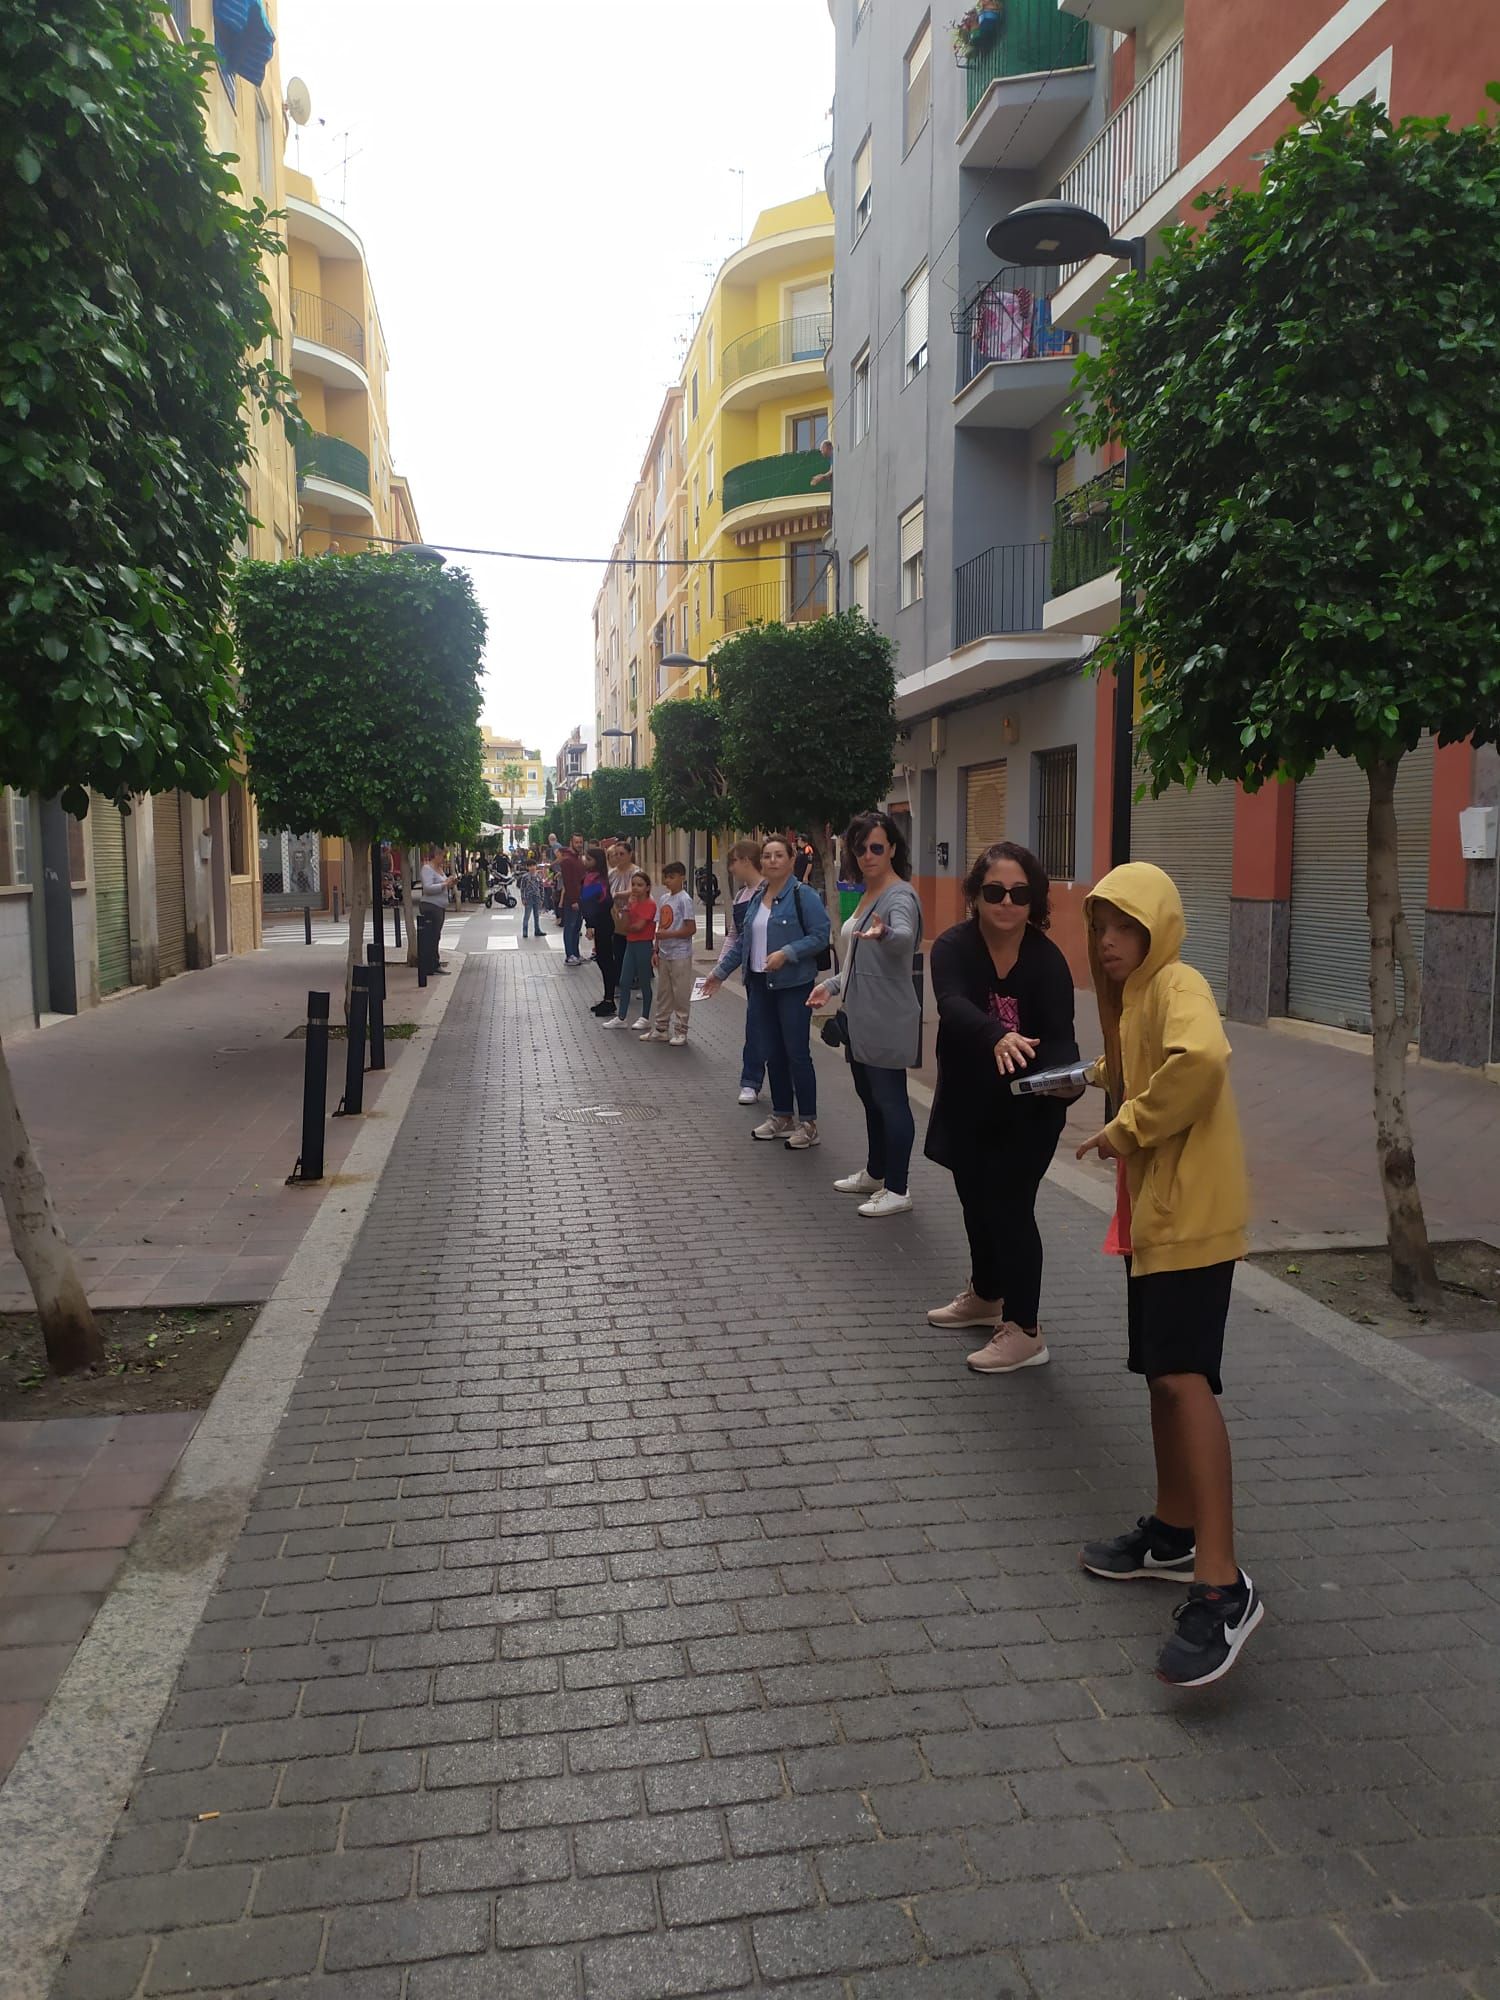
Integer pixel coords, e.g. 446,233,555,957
592,918,617,1004
949,1121,1063,1327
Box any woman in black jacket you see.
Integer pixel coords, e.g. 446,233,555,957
925,841,1079,1375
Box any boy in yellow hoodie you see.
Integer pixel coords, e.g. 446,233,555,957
1074,862,1262,1687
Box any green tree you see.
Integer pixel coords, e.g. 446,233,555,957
650,696,732,839
715,612,898,926
1068,78,1500,1304
498,760,524,846
586,764,653,844
0,0,294,1372
234,552,486,1003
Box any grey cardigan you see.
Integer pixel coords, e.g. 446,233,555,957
823,881,924,1070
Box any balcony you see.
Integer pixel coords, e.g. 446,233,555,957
953,265,1080,431
720,314,833,412
1045,462,1124,634
723,567,834,633
720,451,832,544
895,540,1092,718
1059,0,1160,32
957,0,1092,171
954,542,1050,648
295,433,376,525
290,288,368,390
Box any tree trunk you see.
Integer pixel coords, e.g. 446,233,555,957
402,847,420,967
1365,759,1440,1306
345,832,371,1022
812,822,841,941
0,1031,103,1373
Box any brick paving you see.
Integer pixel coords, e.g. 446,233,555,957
45,943,1500,1996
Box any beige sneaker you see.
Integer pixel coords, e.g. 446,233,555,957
967,1323,1050,1374
752,1115,798,1141
784,1119,820,1150
927,1289,1004,1330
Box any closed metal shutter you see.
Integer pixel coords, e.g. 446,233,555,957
1288,736,1434,1032
1130,775,1235,1005
92,798,131,994
964,760,1008,870
153,791,187,980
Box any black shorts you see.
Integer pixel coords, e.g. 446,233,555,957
1125,1258,1235,1395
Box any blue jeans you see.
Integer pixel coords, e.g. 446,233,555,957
562,905,583,960
739,976,767,1092
521,899,543,936
746,972,816,1121
617,940,654,1021
849,1057,915,1196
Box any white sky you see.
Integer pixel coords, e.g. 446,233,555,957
276,0,835,765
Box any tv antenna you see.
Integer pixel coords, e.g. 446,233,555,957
729,167,746,247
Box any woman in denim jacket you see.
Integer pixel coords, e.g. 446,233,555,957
703,832,832,1149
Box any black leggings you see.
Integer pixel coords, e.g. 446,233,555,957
593,919,617,1004
949,1121,1064,1327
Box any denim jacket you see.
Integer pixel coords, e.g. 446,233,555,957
714,877,831,991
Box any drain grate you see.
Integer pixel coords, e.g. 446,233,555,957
547,1103,662,1126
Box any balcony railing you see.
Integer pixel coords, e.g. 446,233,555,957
953,265,1079,393
721,450,831,514
722,315,834,387
953,542,1049,649
290,288,366,366
295,432,371,497
1059,36,1183,244
1050,462,1125,596
960,0,1090,119
723,564,835,634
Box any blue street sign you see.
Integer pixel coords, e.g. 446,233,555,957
621,797,647,817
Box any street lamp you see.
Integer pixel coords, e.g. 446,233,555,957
600,725,638,763
662,650,714,694
985,201,1146,870
402,543,448,566
657,652,721,948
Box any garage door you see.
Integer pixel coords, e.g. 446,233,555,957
964,760,1008,871
1288,737,1434,1032
153,791,187,980
91,798,131,994
1130,776,1235,1005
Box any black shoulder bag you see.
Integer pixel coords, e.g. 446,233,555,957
792,881,833,973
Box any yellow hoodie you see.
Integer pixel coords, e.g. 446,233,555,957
1085,862,1248,1276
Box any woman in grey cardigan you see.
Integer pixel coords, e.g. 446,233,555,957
808,811,924,1218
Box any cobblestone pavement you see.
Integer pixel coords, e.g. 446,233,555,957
50,945,1500,1998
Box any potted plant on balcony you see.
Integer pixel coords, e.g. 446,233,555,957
951,4,1003,59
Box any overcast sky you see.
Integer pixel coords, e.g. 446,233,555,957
276,0,834,762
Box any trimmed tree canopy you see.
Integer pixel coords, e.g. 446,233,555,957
649,696,732,834
585,764,653,840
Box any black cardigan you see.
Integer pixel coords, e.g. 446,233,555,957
923,919,1080,1171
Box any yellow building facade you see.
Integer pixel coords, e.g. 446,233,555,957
481,734,548,844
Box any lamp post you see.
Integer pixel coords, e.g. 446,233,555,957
984,201,1146,870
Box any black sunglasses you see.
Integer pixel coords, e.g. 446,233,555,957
980,882,1033,906
857,840,887,856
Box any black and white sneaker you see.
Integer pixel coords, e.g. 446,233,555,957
1156,1572,1263,1688
1079,1516,1196,1582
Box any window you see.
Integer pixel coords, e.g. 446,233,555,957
852,345,871,444
903,263,929,383
854,0,870,36
0,789,30,888
227,781,248,877
255,92,273,192
708,562,715,617
691,370,700,420
1034,747,1078,880
707,445,715,501
628,589,639,633
904,20,932,153
899,501,924,608
655,445,667,509
169,0,192,37
707,326,715,382
790,411,829,454
67,811,87,887
853,136,872,239
790,540,830,619
850,549,870,616
692,474,700,531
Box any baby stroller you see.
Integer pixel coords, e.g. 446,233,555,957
489,866,516,910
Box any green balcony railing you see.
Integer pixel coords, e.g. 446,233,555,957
722,314,834,388
721,451,830,514
962,0,1091,119
1050,461,1125,596
295,432,371,497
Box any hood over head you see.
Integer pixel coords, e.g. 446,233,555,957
1084,862,1187,1101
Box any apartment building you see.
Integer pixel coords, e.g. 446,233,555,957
828,0,1500,1063
554,727,594,802
481,734,548,845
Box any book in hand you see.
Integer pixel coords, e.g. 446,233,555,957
1008,1061,1090,1099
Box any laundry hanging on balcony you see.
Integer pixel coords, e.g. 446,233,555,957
213,0,275,85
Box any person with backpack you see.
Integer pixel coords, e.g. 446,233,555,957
702,832,831,1150
709,839,768,1104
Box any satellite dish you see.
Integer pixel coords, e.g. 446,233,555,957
285,77,312,126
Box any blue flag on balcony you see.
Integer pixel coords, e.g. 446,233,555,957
213,0,275,85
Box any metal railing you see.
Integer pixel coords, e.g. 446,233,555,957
290,289,366,366
721,315,834,387
953,264,1079,393
1050,462,1125,595
295,432,371,497
953,542,1049,649
961,0,1091,119
723,563,836,633
1059,36,1183,243
721,450,831,514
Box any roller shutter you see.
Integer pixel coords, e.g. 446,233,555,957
1130,776,1235,1006
153,792,188,979
92,799,131,995
1288,737,1433,1032
964,760,1007,870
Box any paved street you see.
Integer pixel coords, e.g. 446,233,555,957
41,938,1500,1999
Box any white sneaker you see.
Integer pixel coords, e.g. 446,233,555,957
600,1016,624,1030
752,1115,797,1141
639,1027,665,1042
834,1169,883,1196
737,1087,761,1105
784,1120,820,1150
565,955,583,967
859,1189,913,1218
668,1032,688,1048
629,1018,650,1031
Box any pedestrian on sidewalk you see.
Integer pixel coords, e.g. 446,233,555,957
606,869,657,1030
643,861,696,1046
418,846,457,975
1074,861,1261,1689
709,839,769,1104
607,842,634,1007
581,848,618,1016
518,857,546,938
808,810,924,1219
703,833,830,1148
557,832,586,963
925,842,1078,1366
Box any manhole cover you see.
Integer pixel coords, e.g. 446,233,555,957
547,1103,662,1125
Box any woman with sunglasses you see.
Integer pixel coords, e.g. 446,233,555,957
926,841,1079,1373
808,811,924,1218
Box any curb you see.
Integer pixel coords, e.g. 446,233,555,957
0,963,464,2000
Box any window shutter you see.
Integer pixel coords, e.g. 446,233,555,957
904,267,929,367
854,138,872,214
899,504,924,567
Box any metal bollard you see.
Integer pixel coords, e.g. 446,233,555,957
332,887,341,922
286,991,330,1183
365,943,386,1071
417,910,428,988
392,900,402,950
304,904,313,946
334,969,369,1116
